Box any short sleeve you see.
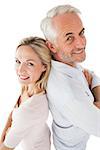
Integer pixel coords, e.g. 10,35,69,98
91,72,100,89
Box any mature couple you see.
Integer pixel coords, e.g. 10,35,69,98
0,4,100,150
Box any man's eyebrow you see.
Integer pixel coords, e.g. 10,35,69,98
79,28,85,35
65,32,73,37
65,28,85,37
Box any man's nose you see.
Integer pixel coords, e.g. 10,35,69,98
75,37,86,48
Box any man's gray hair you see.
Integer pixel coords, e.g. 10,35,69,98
40,5,81,43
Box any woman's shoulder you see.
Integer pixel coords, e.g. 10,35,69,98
29,92,48,106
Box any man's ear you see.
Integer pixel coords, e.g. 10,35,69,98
46,40,57,53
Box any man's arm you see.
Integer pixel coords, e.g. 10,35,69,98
83,69,100,108
92,86,100,108
92,86,100,102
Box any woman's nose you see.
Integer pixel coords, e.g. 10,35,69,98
18,63,26,74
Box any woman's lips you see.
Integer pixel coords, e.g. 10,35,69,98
19,76,29,80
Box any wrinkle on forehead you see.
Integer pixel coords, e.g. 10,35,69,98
52,13,83,35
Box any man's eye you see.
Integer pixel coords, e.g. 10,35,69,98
66,36,74,43
67,36,72,40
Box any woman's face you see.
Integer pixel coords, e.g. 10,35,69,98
15,45,46,85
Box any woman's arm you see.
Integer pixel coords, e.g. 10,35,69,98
0,143,13,150
0,112,12,144
0,97,20,144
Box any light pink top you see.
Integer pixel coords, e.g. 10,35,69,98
4,94,50,150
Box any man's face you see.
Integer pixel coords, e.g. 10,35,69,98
51,13,86,66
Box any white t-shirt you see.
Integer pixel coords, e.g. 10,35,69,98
47,60,100,150
4,94,50,150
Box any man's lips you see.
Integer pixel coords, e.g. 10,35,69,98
73,49,85,54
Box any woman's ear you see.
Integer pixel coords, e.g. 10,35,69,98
42,64,47,72
46,40,57,53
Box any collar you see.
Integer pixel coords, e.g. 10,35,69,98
51,60,84,79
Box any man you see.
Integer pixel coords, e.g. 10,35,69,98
40,5,100,150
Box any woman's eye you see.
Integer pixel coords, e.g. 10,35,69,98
27,62,34,66
15,59,20,64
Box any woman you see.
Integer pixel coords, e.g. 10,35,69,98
0,37,51,150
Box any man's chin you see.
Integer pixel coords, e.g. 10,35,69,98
76,57,86,63
79,54,86,62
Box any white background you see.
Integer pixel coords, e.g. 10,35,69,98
0,0,100,149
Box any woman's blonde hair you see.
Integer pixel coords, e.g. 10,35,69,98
17,36,51,94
